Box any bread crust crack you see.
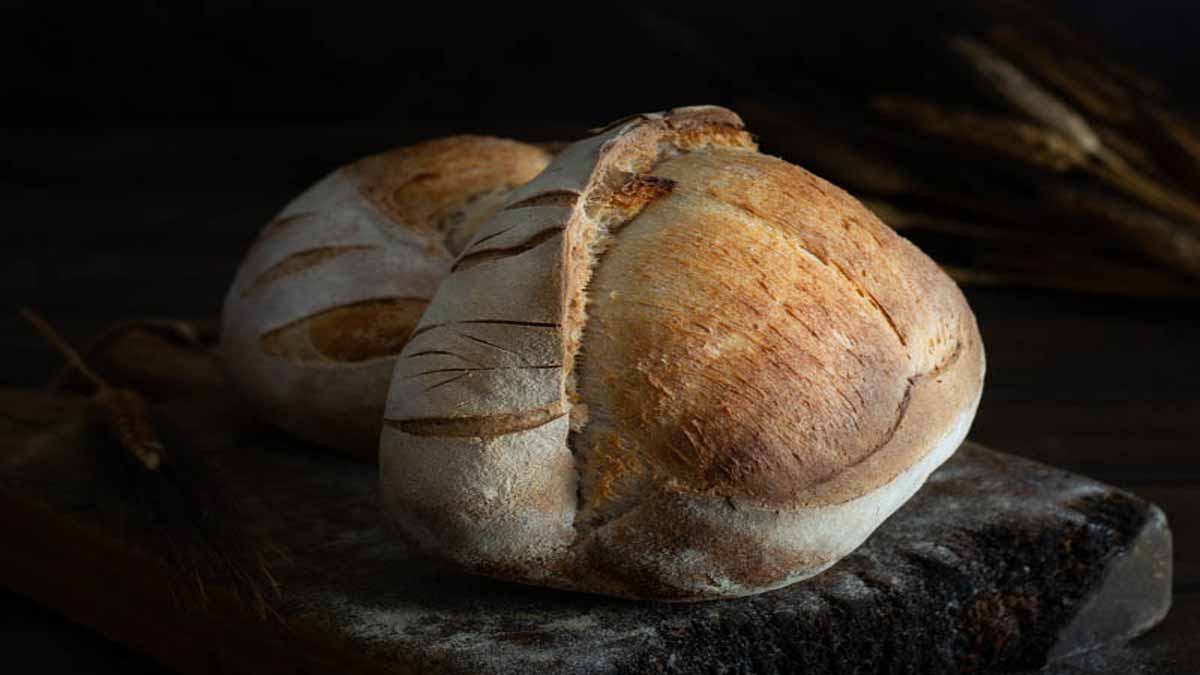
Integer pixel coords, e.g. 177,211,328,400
384,403,568,438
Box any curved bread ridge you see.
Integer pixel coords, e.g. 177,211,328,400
221,136,552,459
380,107,985,599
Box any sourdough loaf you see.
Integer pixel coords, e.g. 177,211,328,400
220,136,553,459
380,107,985,600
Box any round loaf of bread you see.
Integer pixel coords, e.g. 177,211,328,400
380,107,986,600
220,136,553,459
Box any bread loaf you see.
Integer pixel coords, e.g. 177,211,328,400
220,136,553,459
380,106,986,600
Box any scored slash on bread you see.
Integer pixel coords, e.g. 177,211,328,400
380,106,986,600
221,137,553,459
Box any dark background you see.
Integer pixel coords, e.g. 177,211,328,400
4,3,1200,127
3,2,1199,673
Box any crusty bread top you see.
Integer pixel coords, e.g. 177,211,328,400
390,111,980,508
381,107,984,593
347,135,554,256
234,135,553,367
387,107,756,437
221,135,552,457
575,147,982,524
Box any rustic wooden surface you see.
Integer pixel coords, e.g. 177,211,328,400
3,125,1199,673
0,386,1174,674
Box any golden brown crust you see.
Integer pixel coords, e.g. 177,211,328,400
347,135,554,255
576,148,981,513
260,297,430,363
560,118,758,413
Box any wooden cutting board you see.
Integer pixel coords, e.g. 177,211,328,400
0,388,1171,674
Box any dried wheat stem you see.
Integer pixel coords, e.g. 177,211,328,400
987,26,1132,124
19,307,163,471
96,388,163,471
18,307,107,389
950,34,1101,155
1089,150,1200,229
871,96,1086,171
